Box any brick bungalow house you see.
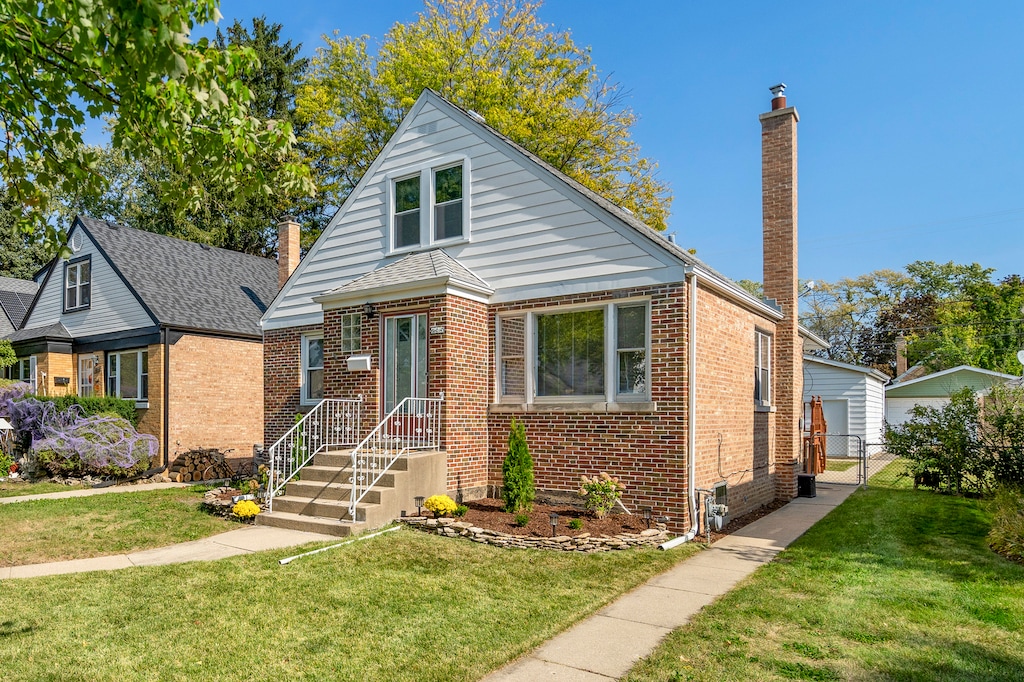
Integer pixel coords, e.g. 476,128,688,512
5,216,278,465
260,86,809,535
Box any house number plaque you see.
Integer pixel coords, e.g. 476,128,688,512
429,325,445,335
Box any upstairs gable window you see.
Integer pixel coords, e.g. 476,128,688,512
64,257,91,312
389,157,469,252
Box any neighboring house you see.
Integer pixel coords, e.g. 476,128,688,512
261,86,808,534
803,355,888,453
6,216,280,465
885,364,1020,426
0,276,38,340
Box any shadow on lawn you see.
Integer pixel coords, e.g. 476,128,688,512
873,635,1024,682
0,621,33,638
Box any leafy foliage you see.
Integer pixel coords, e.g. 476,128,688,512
424,493,458,518
0,340,16,371
38,394,138,427
296,0,671,244
988,485,1024,563
0,0,313,251
33,415,157,478
578,472,626,519
502,418,534,513
231,499,261,519
0,189,50,278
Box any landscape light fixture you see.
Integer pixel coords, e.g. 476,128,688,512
414,496,425,516
549,512,559,536
641,506,653,529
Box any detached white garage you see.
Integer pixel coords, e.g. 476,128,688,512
803,355,888,447
884,365,1019,427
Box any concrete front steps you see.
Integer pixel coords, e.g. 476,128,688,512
256,448,447,538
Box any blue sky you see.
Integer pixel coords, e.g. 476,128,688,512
182,0,1024,285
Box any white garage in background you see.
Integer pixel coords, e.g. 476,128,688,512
884,365,1020,427
803,355,889,451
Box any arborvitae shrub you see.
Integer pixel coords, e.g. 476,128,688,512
502,418,535,513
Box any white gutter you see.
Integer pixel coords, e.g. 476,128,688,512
661,268,700,550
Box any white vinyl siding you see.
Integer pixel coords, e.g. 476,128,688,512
23,226,155,335
803,357,887,444
263,94,683,331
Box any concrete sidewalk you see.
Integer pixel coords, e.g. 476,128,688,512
483,483,859,681
0,480,190,504
0,524,339,580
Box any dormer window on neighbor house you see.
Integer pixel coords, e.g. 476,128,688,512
63,256,91,312
389,158,469,253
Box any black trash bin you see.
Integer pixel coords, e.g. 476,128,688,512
797,473,816,498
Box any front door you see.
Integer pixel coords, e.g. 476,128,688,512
383,313,428,413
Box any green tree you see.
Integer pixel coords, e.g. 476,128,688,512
297,0,671,243
0,340,16,371
0,0,312,252
502,418,535,513
1,190,50,278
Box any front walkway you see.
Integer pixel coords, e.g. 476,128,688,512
483,483,858,681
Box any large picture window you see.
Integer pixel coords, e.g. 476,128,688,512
64,256,91,312
107,349,148,404
498,301,650,404
301,334,324,405
754,330,772,406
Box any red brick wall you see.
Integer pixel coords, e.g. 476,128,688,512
264,323,321,445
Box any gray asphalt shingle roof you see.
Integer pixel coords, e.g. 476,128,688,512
323,249,492,298
7,321,71,343
77,216,278,337
0,276,38,329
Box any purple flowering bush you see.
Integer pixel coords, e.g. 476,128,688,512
33,415,157,478
0,382,32,419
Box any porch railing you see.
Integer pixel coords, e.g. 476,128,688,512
266,398,362,512
349,397,443,519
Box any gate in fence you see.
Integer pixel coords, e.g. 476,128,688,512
802,433,865,486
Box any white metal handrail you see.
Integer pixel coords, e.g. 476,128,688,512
349,397,443,519
266,399,362,512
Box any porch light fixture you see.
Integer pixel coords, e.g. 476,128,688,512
364,302,377,319
549,512,559,536
414,496,425,516
641,506,652,529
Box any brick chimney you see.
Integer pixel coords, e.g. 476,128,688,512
760,83,802,500
277,215,300,290
895,336,908,376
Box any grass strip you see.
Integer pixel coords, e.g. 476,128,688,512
0,528,698,681
0,481,90,499
0,486,234,566
624,487,1024,681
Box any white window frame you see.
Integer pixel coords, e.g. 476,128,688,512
496,299,651,405
78,355,95,398
340,313,361,354
13,357,37,393
64,256,91,313
386,154,471,254
106,349,149,407
754,330,772,407
300,333,324,406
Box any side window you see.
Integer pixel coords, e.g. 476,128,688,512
301,335,324,404
754,330,772,406
64,257,92,312
340,314,362,354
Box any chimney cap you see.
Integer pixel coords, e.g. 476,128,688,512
279,214,298,224
769,83,787,98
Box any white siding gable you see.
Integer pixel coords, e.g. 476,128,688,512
263,92,685,330
23,225,155,336
803,359,886,444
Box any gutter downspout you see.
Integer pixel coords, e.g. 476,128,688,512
660,268,700,550
162,327,170,468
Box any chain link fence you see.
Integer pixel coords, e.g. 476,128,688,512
864,442,914,489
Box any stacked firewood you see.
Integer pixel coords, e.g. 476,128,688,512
169,448,234,482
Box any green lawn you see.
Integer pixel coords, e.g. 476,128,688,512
824,458,857,472
624,486,1024,681
0,529,698,681
0,486,235,566
0,480,89,498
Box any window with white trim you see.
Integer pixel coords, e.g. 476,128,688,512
64,256,91,312
107,349,148,403
340,313,361,354
301,334,324,405
754,330,772,406
389,159,469,252
11,357,36,393
498,301,650,403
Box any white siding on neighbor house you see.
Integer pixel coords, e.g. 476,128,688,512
22,225,155,335
264,95,683,330
804,360,886,446
886,397,949,427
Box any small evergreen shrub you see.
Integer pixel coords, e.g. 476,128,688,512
513,512,530,527
502,418,535,513
579,473,626,519
989,485,1024,563
424,494,458,518
38,395,138,427
568,518,584,530
453,504,468,518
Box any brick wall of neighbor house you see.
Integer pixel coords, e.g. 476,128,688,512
692,284,778,519
167,334,263,461
264,323,322,445
487,284,692,531
137,343,164,464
